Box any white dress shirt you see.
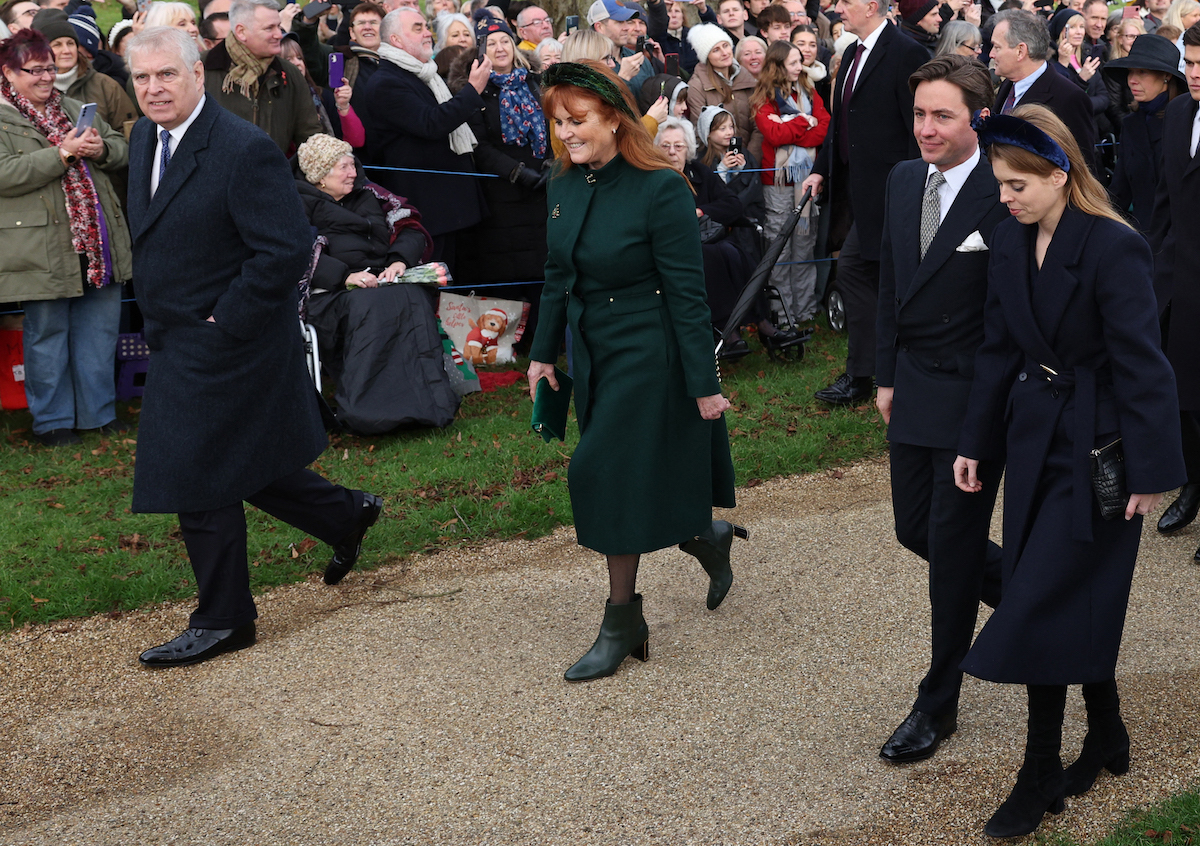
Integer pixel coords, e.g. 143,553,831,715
926,146,981,225
151,95,206,196
1191,103,1200,158
1012,60,1048,108
843,17,888,99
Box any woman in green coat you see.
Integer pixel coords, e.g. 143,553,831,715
527,61,743,683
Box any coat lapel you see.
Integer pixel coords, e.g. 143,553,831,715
849,22,890,99
902,154,995,305
547,166,598,296
1030,206,1093,348
991,221,1062,372
132,98,218,242
126,117,154,241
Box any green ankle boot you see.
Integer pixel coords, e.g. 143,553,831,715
564,594,649,682
679,521,748,610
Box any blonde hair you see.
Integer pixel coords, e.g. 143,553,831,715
989,104,1132,229
1109,16,1145,59
1163,0,1200,33
561,28,615,62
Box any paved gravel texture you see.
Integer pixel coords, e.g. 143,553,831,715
3,459,1199,846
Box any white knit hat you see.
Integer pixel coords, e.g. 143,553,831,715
697,105,733,144
687,22,733,67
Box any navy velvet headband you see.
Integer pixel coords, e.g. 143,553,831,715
971,111,1071,173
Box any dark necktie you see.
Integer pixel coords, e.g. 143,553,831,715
1001,86,1016,115
920,170,947,259
159,128,172,185
837,43,867,164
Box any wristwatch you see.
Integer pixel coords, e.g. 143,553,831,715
60,149,78,165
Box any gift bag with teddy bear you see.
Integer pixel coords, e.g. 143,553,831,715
437,292,530,367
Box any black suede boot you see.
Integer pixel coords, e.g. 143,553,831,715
564,594,649,682
1064,679,1131,796
679,521,748,610
985,684,1068,839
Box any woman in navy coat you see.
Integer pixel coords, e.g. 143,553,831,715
953,105,1185,838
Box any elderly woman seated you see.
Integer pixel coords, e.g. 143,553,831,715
294,134,460,433
653,117,804,359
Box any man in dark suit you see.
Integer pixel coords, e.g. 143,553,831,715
990,9,1098,173
803,0,929,405
1148,23,1200,559
875,55,1010,762
124,26,382,668
362,7,491,268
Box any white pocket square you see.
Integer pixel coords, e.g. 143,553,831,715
956,230,988,252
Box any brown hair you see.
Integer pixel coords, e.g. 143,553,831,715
1184,20,1200,46
541,59,677,174
908,54,995,116
350,2,385,25
1156,23,1182,41
750,39,805,109
988,103,1131,229
700,109,735,167
756,3,791,29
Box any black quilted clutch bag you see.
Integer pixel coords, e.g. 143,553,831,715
1091,438,1127,520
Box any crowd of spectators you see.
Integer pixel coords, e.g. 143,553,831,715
0,0,1197,436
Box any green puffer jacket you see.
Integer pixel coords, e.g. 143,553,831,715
0,96,133,302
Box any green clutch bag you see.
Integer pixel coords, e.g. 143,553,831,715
531,367,573,442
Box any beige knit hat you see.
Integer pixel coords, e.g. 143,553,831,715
297,134,353,185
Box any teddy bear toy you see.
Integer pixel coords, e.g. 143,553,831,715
463,308,511,365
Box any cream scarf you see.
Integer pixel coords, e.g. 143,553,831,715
378,43,477,155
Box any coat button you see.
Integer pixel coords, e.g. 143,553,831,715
14,221,20,226
933,359,940,368
901,344,909,352
942,314,949,323
1051,389,1060,399
1018,371,1027,381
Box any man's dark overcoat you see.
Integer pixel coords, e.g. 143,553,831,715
958,208,1184,685
1149,92,1200,412
993,66,1099,173
127,98,327,514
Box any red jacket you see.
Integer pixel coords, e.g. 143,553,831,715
753,89,830,186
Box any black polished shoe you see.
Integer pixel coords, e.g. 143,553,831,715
814,372,873,406
139,624,256,668
880,708,958,763
565,594,649,682
323,492,383,585
1158,483,1200,534
33,428,82,447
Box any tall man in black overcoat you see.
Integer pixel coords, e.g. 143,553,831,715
124,27,382,668
803,0,929,405
990,10,1099,174
1148,23,1200,558
362,7,492,269
874,55,1010,763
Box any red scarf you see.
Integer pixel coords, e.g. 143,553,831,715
1,80,106,288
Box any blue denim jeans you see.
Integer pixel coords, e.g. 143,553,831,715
22,281,122,434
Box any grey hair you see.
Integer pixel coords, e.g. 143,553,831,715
433,11,472,50
934,20,981,56
654,116,697,161
991,9,1051,61
536,36,562,55
381,6,423,45
125,24,202,68
229,0,280,30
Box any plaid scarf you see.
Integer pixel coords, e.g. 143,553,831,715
222,33,274,101
1,80,106,288
491,68,546,158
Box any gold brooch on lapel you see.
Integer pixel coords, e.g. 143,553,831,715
585,172,596,185
552,204,560,218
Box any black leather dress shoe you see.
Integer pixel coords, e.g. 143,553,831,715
139,624,256,668
1158,483,1200,534
323,492,383,585
814,372,873,405
880,708,958,763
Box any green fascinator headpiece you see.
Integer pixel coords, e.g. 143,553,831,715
542,61,638,122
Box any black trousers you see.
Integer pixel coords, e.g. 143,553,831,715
836,224,880,379
178,468,360,629
1181,410,1200,482
890,442,1004,717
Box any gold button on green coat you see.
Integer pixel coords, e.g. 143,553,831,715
529,155,736,555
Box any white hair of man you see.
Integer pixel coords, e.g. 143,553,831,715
229,0,280,30
380,5,422,46
654,116,698,160
125,22,202,67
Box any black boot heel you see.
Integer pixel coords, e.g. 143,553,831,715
564,594,649,682
680,520,747,610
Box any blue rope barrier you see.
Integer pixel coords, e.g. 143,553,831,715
362,164,502,178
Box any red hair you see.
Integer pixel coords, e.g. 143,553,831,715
541,60,677,175
0,29,53,76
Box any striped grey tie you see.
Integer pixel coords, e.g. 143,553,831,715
920,170,947,259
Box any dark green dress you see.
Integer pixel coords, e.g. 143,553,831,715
529,155,737,555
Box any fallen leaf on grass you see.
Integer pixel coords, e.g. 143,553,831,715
30,595,48,604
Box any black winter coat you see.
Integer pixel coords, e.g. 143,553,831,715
457,74,549,284
361,60,487,238
1109,101,1166,233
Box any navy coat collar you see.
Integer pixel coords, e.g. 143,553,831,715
129,97,220,243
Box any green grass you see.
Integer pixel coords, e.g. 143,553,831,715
0,322,885,629
1037,790,1200,846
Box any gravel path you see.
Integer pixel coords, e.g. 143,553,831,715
3,459,1199,846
